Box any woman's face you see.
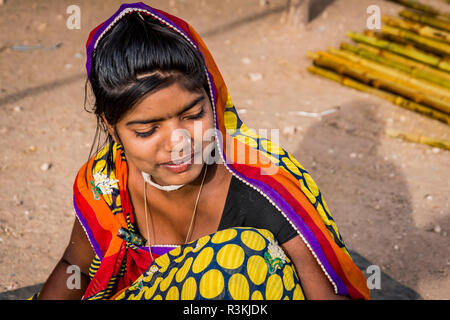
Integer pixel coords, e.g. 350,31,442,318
109,81,215,186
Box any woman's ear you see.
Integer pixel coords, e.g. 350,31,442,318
101,113,119,144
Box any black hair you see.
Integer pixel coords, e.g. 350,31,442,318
84,12,210,183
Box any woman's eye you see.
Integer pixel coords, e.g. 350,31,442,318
134,107,205,137
135,127,157,138
185,108,205,120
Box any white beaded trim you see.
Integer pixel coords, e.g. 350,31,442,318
151,244,180,248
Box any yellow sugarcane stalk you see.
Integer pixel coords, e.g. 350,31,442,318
347,31,450,72
385,129,450,150
400,9,450,32
386,0,450,21
329,47,450,97
382,16,450,43
380,31,449,58
307,65,450,125
381,24,450,56
355,43,450,81
308,50,450,113
341,42,450,88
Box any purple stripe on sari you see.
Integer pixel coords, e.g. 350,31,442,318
137,245,179,258
150,246,179,256
73,195,104,260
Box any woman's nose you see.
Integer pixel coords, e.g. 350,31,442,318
162,120,192,154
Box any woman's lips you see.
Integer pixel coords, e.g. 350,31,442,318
161,152,194,165
160,152,196,173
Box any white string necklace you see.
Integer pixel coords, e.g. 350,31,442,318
142,171,185,191
143,165,208,261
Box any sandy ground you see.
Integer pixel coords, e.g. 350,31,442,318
0,0,449,300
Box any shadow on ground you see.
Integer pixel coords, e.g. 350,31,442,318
291,99,424,300
0,283,43,300
350,250,421,300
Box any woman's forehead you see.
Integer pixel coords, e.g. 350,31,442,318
123,83,206,124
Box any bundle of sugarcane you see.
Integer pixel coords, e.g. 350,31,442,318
386,0,450,21
340,42,450,88
330,46,449,92
377,32,449,58
385,129,450,150
400,9,450,32
381,24,450,56
353,43,450,81
307,65,450,125
382,16,450,43
347,32,450,72
307,50,450,114
306,0,450,127
361,28,450,61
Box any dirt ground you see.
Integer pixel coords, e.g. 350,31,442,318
0,0,449,300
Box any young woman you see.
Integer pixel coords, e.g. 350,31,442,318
37,2,369,300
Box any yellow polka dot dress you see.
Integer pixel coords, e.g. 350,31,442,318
114,227,305,300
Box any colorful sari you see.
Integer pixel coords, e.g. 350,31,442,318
74,2,370,300
112,227,305,300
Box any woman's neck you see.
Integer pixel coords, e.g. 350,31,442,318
128,161,221,202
